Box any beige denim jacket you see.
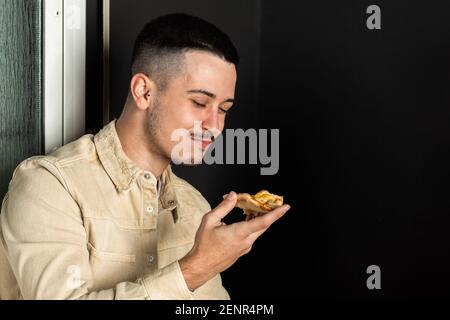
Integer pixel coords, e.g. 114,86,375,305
0,120,230,300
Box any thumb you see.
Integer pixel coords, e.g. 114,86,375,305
209,191,237,221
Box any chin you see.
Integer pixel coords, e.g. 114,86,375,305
179,162,201,167
170,155,204,166
174,160,203,167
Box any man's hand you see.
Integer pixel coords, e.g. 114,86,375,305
179,191,290,291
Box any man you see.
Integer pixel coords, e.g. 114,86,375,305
0,13,290,299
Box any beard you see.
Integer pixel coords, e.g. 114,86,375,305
143,95,173,163
144,95,207,166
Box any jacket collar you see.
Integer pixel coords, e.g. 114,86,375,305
93,120,180,219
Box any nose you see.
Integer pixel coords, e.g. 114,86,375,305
202,106,222,133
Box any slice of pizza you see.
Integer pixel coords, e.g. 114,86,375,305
223,190,284,220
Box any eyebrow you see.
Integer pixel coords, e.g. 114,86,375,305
186,89,235,104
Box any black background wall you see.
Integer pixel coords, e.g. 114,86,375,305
87,0,450,299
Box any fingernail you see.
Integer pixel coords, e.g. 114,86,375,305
227,191,236,201
284,205,291,211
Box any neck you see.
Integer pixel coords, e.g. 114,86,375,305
115,110,169,180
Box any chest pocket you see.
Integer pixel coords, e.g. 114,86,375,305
83,212,141,291
87,241,138,291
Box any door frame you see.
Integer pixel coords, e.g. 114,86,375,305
43,0,86,154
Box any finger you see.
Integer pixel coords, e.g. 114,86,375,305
246,227,268,243
240,246,252,257
235,204,290,236
208,191,237,221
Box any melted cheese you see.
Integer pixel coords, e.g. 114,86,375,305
253,190,283,209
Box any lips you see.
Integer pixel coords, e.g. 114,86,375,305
190,135,212,149
201,140,212,149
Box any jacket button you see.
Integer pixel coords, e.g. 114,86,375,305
146,205,154,213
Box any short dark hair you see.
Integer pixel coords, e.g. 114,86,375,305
130,13,239,90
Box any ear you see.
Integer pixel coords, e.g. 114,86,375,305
129,73,157,111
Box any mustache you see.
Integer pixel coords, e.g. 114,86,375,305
190,131,216,141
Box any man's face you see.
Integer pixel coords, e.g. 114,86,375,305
146,50,237,164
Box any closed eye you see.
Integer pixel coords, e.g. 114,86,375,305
192,99,230,116
219,107,229,115
191,100,206,108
